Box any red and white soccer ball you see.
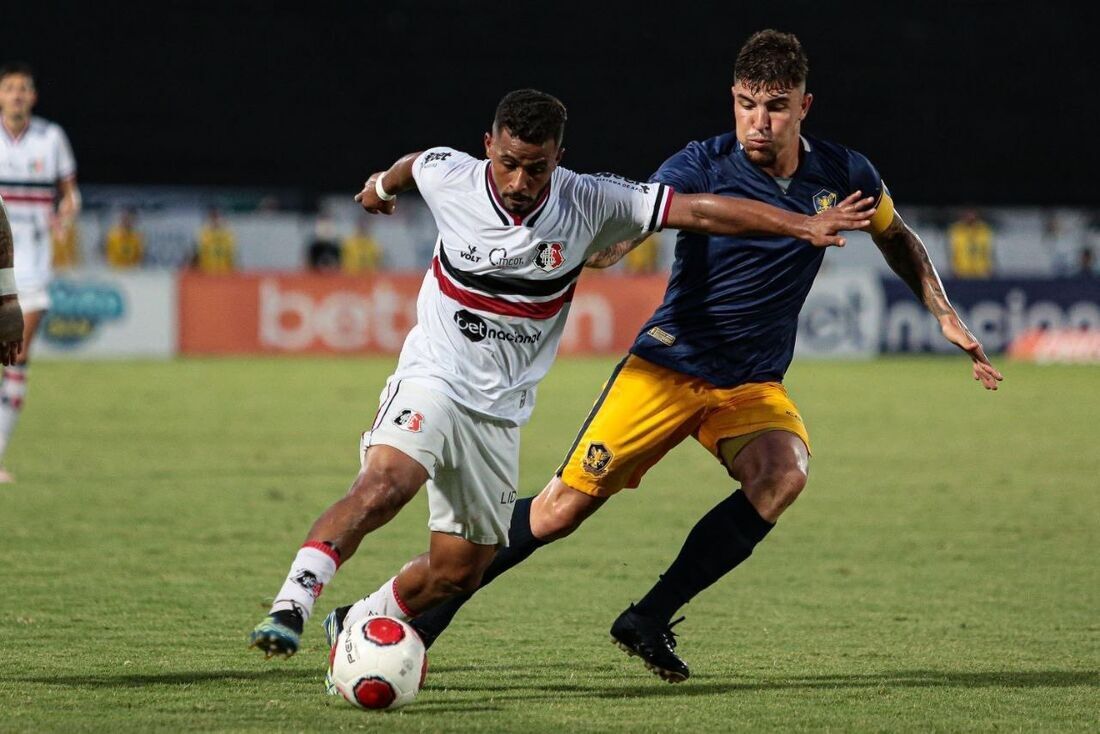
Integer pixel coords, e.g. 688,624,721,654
329,616,428,710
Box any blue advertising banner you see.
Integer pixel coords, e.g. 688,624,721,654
880,278,1100,354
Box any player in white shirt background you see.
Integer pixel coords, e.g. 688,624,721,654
249,89,875,663
0,63,81,482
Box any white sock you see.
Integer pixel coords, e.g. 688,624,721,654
345,576,414,626
270,542,341,621
0,366,28,464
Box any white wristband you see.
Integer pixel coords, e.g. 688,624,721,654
0,268,16,297
375,174,396,201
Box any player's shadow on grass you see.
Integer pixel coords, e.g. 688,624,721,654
428,669,1098,700
13,668,317,687
701,670,1100,693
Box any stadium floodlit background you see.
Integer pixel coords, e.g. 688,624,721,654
2,3,1097,731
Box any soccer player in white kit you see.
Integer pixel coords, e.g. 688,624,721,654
0,63,80,482
250,90,874,662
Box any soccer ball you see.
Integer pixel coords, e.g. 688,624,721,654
328,616,427,710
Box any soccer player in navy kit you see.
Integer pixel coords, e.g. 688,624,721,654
405,31,1003,681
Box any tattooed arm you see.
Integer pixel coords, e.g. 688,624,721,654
585,235,647,269
872,211,1003,390
0,197,25,365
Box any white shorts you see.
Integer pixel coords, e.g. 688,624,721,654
360,379,519,546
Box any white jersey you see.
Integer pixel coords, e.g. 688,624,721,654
393,146,674,425
0,115,77,293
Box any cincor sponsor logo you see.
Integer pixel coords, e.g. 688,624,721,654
453,309,542,345
489,248,525,268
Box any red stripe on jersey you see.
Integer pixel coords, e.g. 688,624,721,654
660,189,675,230
432,257,574,319
0,193,54,204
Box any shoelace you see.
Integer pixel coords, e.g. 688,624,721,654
658,616,686,651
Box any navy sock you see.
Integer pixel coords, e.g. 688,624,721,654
411,496,545,647
633,489,774,622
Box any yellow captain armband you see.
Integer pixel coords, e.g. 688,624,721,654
867,190,896,236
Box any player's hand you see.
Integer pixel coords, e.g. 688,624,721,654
803,191,876,247
939,311,1004,390
354,173,397,215
0,295,24,366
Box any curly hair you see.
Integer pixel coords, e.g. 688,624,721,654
492,89,567,146
734,30,808,94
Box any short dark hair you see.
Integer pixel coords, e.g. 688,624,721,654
734,30,808,94
0,62,35,86
493,89,567,146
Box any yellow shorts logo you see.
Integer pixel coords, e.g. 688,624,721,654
582,442,613,476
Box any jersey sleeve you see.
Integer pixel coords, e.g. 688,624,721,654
848,149,894,236
649,141,712,194
411,147,476,197
54,125,77,180
583,173,674,253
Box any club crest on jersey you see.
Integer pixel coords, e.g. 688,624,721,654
812,189,838,213
393,409,424,433
582,442,613,476
534,241,565,272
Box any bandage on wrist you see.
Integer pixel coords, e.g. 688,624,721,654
0,268,16,297
375,174,396,201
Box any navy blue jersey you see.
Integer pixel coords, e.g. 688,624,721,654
629,132,887,387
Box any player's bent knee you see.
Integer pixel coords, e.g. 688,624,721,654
531,479,601,541
760,465,808,507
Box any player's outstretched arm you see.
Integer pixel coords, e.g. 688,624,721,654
667,191,875,247
354,151,424,215
0,198,25,365
872,212,1003,390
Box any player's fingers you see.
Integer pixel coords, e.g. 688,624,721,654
974,363,999,390
973,359,1003,387
838,195,874,213
838,191,862,207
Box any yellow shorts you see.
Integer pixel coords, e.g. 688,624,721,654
557,355,810,498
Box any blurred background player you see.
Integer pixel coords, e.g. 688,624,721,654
621,233,660,275
405,30,1004,682
248,88,875,665
194,207,236,274
104,207,143,268
0,62,79,482
341,219,382,275
305,211,341,272
948,208,995,278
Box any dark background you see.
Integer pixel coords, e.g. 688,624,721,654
7,1,1097,205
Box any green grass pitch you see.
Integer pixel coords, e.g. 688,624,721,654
1,356,1097,732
